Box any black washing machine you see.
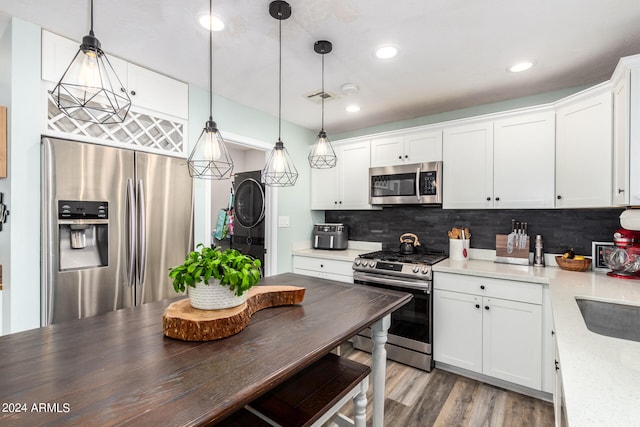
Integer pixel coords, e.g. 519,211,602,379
232,170,265,267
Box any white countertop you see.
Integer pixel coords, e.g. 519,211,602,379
291,240,381,263
434,259,640,427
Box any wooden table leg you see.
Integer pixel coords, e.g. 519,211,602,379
370,314,390,427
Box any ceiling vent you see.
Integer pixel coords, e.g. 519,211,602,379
305,90,338,104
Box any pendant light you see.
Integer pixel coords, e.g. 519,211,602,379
52,0,131,124
187,0,234,180
262,1,299,187
308,40,337,169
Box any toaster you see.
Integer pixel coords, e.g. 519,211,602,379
312,223,348,250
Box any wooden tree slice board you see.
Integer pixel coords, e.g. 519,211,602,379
162,285,305,341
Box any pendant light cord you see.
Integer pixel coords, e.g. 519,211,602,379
89,0,95,36
278,13,282,141
321,52,325,132
208,0,213,121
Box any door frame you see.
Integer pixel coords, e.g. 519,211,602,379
201,131,277,277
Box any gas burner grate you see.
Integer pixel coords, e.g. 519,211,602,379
358,250,447,265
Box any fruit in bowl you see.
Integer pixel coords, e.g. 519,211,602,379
555,255,592,272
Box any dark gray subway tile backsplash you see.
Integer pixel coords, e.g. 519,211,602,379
325,208,624,256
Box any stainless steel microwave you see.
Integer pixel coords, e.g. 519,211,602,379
369,161,442,205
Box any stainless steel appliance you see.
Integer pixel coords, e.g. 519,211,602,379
352,249,447,371
42,137,194,325
369,161,442,206
312,223,348,250
232,170,265,266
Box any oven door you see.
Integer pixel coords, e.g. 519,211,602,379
353,271,432,349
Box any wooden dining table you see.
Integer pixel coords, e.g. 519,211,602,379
0,273,411,426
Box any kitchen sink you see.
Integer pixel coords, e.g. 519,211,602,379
575,298,640,343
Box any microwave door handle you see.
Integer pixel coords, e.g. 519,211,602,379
415,167,421,202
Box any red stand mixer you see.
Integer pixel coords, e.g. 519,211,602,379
604,228,640,279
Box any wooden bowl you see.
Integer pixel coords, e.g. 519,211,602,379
555,256,592,272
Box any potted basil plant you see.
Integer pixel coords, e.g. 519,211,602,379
169,244,262,310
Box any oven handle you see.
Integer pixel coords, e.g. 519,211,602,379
353,271,431,292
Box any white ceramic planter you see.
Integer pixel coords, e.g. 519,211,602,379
188,280,248,310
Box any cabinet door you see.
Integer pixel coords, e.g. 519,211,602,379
629,68,640,205
433,289,483,373
542,286,555,394
310,166,340,209
613,75,630,205
370,136,404,167
126,63,188,119
405,130,443,163
493,111,555,208
339,141,372,209
443,121,494,208
482,297,542,389
556,91,613,207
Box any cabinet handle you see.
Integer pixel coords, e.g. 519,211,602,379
557,195,562,200
480,285,485,290
618,188,625,194
475,304,480,309
398,156,402,159
320,264,324,268
555,360,559,371
334,201,338,205
551,330,555,335
130,90,136,96
484,305,490,310
120,87,126,93
404,155,408,158
486,197,491,201
495,197,500,201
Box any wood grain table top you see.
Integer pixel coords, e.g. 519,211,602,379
0,273,411,426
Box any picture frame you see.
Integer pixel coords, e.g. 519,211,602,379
592,241,614,272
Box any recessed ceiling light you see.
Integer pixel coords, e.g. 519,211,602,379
199,14,225,31
346,104,361,113
375,45,398,60
508,61,534,73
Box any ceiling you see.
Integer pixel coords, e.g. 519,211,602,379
2,0,640,135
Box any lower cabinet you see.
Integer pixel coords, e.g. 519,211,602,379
292,256,354,283
434,272,543,390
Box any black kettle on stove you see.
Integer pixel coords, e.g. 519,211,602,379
399,233,420,255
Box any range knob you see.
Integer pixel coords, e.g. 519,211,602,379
412,265,420,273
354,259,361,266
363,260,370,268
421,266,430,274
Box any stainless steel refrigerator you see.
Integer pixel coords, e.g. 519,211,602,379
41,137,194,325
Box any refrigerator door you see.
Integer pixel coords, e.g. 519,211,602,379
41,138,135,325
135,152,193,305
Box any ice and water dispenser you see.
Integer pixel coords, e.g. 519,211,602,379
58,200,109,270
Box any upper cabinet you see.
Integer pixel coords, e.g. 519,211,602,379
311,139,376,210
41,31,188,120
442,109,555,209
555,86,613,208
370,129,442,167
443,121,494,209
612,57,640,206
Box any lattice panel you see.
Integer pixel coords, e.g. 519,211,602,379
46,93,185,155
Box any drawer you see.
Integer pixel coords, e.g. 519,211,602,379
434,272,542,305
293,256,354,277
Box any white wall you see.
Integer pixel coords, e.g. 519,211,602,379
0,18,42,334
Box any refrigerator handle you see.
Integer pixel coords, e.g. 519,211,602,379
137,179,147,285
126,179,136,286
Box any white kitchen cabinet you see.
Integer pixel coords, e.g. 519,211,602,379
555,87,613,208
542,286,555,394
41,30,188,119
434,272,543,390
370,129,442,167
493,110,555,208
292,256,353,283
612,56,640,206
442,121,494,208
310,140,375,210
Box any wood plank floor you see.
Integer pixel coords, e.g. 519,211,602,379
332,344,554,427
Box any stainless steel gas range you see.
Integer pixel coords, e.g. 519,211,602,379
352,250,447,372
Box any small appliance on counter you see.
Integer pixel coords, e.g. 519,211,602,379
603,228,640,279
312,223,348,250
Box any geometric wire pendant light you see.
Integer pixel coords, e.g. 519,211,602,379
187,0,234,180
308,40,337,169
52,0,131,124
262,0,299,187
